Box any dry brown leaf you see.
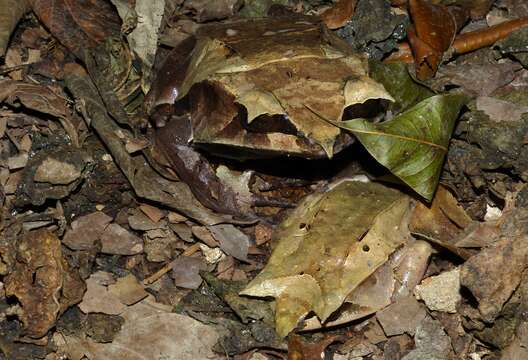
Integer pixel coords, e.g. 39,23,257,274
62,212,113,250
408,0,457,80
107,274,148,305
241,181,412,337
0,80,79,146
288,334,345,360
208,224,250,261
170,256,207,289
79,275,126,315
183,0,243,22
139,203,165,223
29,0,121,62
410,185,473,244
461,232,528,321
99,223,144,255
320,0,358,29
376,295,427,336
59,295,218,359
0,0,29,56
457,0,494,19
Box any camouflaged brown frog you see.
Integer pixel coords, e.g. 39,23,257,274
145,16,392,216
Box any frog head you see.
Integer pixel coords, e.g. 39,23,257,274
146,16,393,160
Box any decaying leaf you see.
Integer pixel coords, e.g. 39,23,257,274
62,212,113,250
376,295,426,336
327,94,467,200
401,315,453,360
0,0,29,56
60,296,219,360
148,16,393,158
410,185,473,243
207,224,250,261
110,0,165,93
476,96,528,123
431,61,522,97
407,0,459,80
321,0,358,30
79,275,126,315
461,232,528,322
241,181,412,337
4,230,85,338
0,79,79,146
495,27,528,67
29,0,122,63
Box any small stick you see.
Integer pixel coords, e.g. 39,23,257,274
143,243,201,285
385,16,528,64
453,16,528,54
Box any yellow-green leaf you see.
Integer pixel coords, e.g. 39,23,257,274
241,181,412,337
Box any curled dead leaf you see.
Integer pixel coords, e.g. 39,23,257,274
408,0,457,80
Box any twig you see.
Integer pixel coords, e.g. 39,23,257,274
385,16,528,64
143,243,201,285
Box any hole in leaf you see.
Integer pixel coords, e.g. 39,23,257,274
299,222,310,230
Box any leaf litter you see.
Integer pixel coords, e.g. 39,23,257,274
1,1,528,359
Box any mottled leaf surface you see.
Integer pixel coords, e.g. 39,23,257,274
241,181,411,337
29,0,121,61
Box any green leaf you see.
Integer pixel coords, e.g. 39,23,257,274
370,60,434,113
342,94,467,200
309,94,467,200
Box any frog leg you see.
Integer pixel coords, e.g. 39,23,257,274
154,115,246,217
